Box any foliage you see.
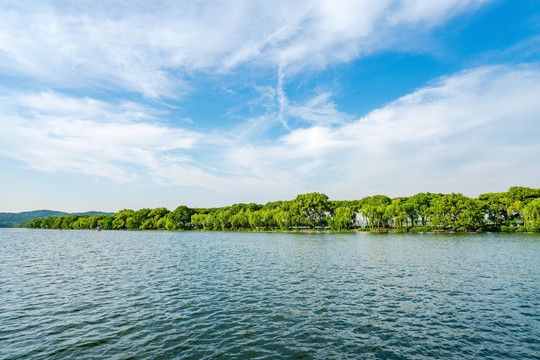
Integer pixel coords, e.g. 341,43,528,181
478,192,514,226
327,206,354,231
523,198,540,230
385,199,406,228
507,186,540,203
2,210,111,228
403,193,441,226
360,195,391,228
112,209,134,230
21,186,540,233
429,193,483,231
289,192,331,228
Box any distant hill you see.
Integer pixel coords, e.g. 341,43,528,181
0,210,113,227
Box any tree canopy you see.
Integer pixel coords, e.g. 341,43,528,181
22,186,540,233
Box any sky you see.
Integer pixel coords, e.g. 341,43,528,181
1,0,539,212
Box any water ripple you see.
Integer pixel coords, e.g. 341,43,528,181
1,229,539,359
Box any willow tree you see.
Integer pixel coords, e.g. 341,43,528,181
328,206,354,231
290,192,331,228
273,210,290,231
523,199,540,230
385,199,406,228
361,195,391,228
230,211,250,230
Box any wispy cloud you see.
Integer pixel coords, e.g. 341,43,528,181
276,63,289,129
2,64,534,201
0,0,491,99
221,64,540,198
2,0,537,210
0,91,201,183
287,92,352,126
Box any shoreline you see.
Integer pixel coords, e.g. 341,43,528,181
10,226,539,234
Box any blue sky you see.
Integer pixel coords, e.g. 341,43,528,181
1,0,539,212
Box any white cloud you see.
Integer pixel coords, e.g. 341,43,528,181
0,0,491,98
0,64,538,202
287,92,352,126
220,64,540,199
0,91,201,183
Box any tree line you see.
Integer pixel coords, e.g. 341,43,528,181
23,186,540,232
0,210,111,228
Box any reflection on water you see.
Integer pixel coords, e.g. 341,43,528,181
1,229,539,359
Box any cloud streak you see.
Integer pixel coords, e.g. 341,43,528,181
2,0,538,211
1,64,538,201
0,91,201,183
219,64,540,199
0,0,491,98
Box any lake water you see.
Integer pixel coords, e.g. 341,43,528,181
1,229,539,359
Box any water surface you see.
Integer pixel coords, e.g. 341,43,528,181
1,229,539,359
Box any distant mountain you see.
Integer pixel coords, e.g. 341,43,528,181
0,210,113,227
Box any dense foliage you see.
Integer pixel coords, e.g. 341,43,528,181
22,187,540,232
0,210,111,228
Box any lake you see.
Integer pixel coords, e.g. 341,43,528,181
1,229,539,359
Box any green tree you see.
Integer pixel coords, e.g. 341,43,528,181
503,186,540,226
507,186,540,203
165,205,195,230
361,195,391,228
99,215,115,230
42,216,55,229
88,215,106,229
141,207,170,230
430,193,483,231
402,201,419,226
26,218,42,228
290,192,331,228
385,199,406,228
191,213,209,230
328,206,353,231
273,210,290,231
247,209,263,229
260,208,277,229
215,209,231,230
230,211,250,230
478,192,514,226
52,216,64,229
229,203,262,215
112,209,134,230
404,193,441,226
523,198,540,230
126,208,151,230
507,200,524,226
